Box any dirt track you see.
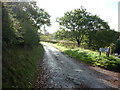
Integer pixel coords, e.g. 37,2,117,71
36,44,119,88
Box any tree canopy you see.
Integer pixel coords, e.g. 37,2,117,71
2,1,51,48
56,7,110,46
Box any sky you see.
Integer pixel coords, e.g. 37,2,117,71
36,0,119,34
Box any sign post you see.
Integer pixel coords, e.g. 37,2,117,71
99,48,110,57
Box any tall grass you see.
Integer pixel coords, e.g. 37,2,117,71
3,44,44,88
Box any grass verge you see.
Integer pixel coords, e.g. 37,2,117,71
42,42,120,72
3,44,44,88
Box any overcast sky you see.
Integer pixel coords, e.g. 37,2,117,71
36,0,119,33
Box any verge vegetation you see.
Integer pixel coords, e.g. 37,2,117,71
3,44,44,88
42,42,120,72
2,1,50,88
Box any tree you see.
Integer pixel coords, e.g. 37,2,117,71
2,1,51,48
57,8,88,46
57,7,110,47
2,2,22,47
53,29,69,40
40,32,53,41
88,30,119,50
86,15,110,48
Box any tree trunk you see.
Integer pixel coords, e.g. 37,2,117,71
77,39,80,47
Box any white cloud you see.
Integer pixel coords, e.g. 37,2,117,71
36,0,119,33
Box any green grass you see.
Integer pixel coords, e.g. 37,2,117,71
42,42,120,72
3,44,44,88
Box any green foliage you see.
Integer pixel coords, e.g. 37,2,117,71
3,44,44,88
21,21,39,47
23,29,39,47
2,2,51,48
88,30,120,50
43,42,120,72
115,37,120,54
2,1,50,88
57,7,110,47
58,42,77,49
57,7,89,46
40,32,53,41
53,29,70,40
109,43,116,54
2,3,21,47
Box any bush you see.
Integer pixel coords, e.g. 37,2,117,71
114,37,120,54
23,29,39,48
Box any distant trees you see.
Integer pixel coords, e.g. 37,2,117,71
2,1,51,48
40,32,53,41
53,29,69,40
56,7,110,47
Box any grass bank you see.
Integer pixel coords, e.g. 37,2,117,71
42,42,120,72
3,44,44,88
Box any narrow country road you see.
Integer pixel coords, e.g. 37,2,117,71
36,44,118,88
